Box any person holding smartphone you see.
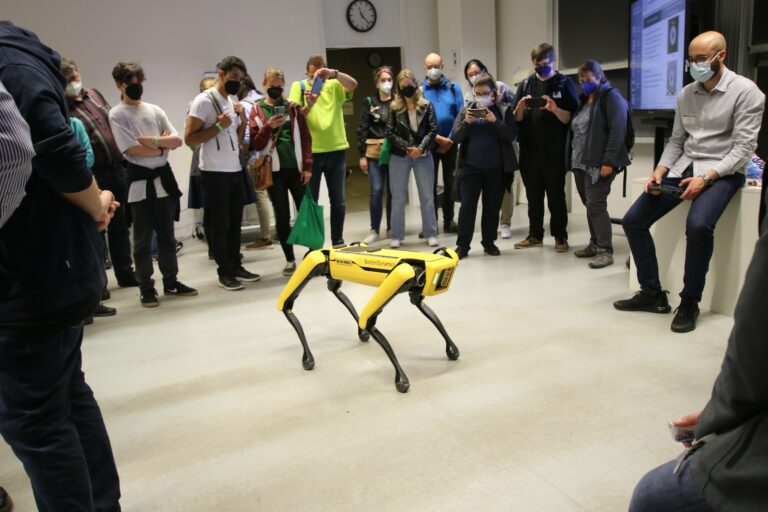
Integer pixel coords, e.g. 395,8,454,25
385,69,438,248
289,54,357,248
451,74,517,259
513,43,579,253
357,65,394,244
250,67,312,276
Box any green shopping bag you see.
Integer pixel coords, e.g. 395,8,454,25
287,186,325,250
379,139,392,165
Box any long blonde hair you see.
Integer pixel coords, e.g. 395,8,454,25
392,69,428,113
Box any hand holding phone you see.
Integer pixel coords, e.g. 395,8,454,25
668,421,696,444
311,76,325,95
468,108,488,119
526,97,547,109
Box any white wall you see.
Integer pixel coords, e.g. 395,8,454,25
496,0,552,86
322,0,401,48
436,0,496,84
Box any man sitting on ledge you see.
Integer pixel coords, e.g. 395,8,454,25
614,31,765,333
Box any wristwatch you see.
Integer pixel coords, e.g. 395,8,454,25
701,174,713,187
333,69,339,79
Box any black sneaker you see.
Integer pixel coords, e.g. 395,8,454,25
117,274,139,287
218,276,244,291
455,246,469,260
164,281,198,296
140,288,160,308
483,243,501,256
235,267,261,282
83,316,94,325
101,288,111,301
93,303,117,317
671,299,700,333
613,291,671,313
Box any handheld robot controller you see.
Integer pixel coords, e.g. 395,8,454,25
277,243,460,393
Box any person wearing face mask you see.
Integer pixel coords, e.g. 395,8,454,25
385,69,439,248
61,58,138,289
451,74,517,259
186,56,261,291
237,74,274,251
249,67,312,276
565,60,631,270
356,65,395,244
615,32,765,333
289,54,358,248
422,53,464,235
513,43,579,253
108,61,197,307
463,58,518,240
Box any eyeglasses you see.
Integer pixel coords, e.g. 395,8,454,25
685,50,722,67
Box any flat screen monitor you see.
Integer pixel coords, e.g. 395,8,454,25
630,0,688,112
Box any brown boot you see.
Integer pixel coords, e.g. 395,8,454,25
554,237,569,252
514,236,543,249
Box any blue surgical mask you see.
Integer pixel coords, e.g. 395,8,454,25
581,81,598,96
535,65,552,77
689,55,718,83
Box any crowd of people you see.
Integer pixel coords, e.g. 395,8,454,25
0,17,766,511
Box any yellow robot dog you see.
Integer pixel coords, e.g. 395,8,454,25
277,243,460,393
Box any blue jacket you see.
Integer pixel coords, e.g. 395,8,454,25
421,76,464,138
0,21,104,332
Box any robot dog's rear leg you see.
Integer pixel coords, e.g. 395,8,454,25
327,279,369,342
282,306,315,370
409,292,460,361
368,320,410,393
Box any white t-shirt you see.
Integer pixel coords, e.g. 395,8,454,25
109,101,177,203
188,87,241,172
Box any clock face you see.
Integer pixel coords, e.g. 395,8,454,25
368,51,383,68
347,0,377,33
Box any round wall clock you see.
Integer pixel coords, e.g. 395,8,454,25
347,0,377,33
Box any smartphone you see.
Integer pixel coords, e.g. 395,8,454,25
527,97,547,109
274,106,287,117
468,108,488,119
668,421,696,444
310,76,325,95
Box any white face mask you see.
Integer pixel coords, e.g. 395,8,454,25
475,94,494,108
378,80,393,94
468,75,480,85
65,81,83,98
426,67,442,81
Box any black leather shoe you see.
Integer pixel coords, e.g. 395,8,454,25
671,299,700,333
93,303,117,317
0,486,13,512
483,243,501,256
101,288,111,301
455,246,469,260
613,291,671,313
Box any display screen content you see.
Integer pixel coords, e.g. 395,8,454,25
630,0,687,111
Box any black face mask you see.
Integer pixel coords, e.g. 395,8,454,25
124,83,143,101
400,85,417,98
267,87,283,100
224,80,240,95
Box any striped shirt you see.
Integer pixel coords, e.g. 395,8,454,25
67,87,123,170
0,80,34,228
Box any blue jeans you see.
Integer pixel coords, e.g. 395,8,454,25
629,459,713,512
0,325,121,512
367,158,391,233
389,153,438,241
309,150,347,245
622,172,745,302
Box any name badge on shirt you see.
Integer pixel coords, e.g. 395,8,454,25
682,115,697,128
552,91,562,99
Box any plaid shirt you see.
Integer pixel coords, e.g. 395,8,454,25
67,88,123,170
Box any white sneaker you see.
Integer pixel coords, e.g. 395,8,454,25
500,224,512,239
390,239,401,249
362,230,380,244
427,237,439,247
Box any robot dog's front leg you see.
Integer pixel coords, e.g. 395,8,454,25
409,291,460,361
277,250,329,371
358,263,417,393
327,279,369,342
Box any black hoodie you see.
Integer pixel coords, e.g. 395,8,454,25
0,21,104,333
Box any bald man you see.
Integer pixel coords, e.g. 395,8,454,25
615,31,765,334
422,52,464,233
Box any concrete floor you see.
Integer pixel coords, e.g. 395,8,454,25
0,204,733,512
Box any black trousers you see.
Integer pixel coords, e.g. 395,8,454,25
0,325,121,512
94,168,134,283
130,196,178,291
267,169,304,262
519,151,568,240
457,166,505,250
432,144,458,226
201,171,245,278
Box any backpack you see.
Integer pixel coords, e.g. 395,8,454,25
599,87,635,155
